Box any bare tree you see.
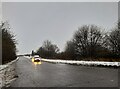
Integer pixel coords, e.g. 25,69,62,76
108,28,120,57
42,40,59,53
73,25,105,59
36,40,59,59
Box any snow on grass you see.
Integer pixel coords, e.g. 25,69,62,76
0,57,19,87
0,65,8,71
41,58,120,67
0,57,19,70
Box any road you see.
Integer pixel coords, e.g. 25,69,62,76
10,57,118,87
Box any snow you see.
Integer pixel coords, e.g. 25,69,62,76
0,65,8,71
0,57,19,88
24,56,120,67
41,58,120,67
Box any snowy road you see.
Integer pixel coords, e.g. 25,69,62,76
10,57,118,87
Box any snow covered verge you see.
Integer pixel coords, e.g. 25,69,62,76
0,57,19,88
41,58,120,67
24,56,120,67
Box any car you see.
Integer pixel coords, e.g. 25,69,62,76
34,55,41,62
32,55,41,64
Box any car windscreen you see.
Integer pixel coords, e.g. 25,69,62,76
34,57,40,58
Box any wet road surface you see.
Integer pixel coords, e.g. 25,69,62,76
11,57,118,87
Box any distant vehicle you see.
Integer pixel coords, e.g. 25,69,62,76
32,55,41,64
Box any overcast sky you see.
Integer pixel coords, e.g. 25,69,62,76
2,2,118,54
